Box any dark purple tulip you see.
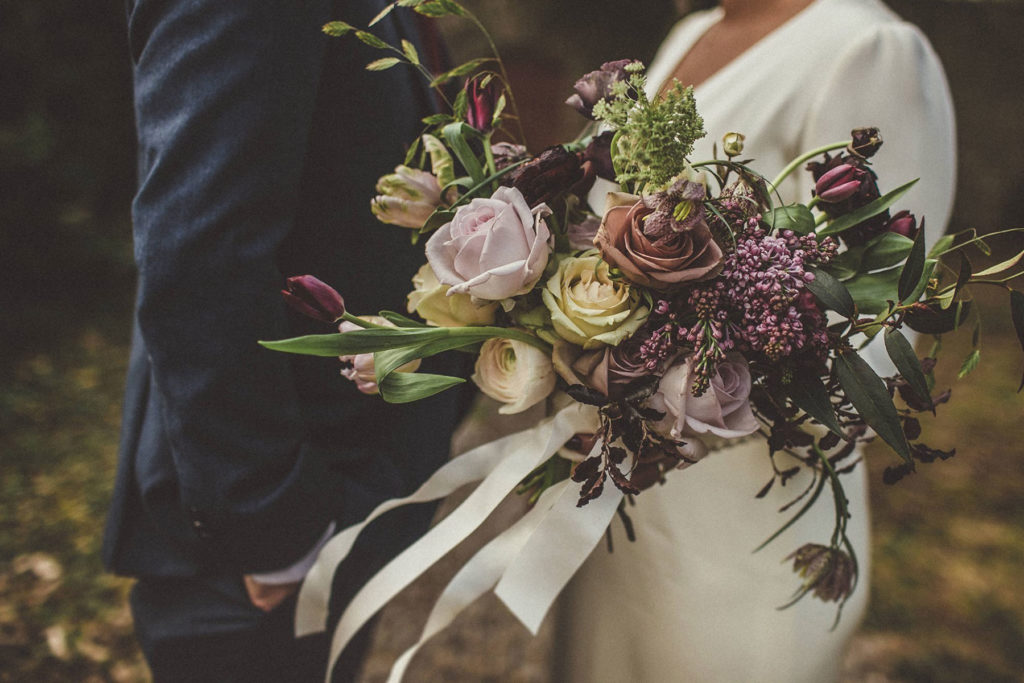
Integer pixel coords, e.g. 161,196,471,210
565,59,637,120
465,76,499,133
814,163,865,203
281,275,346,323
886,210,918,239
849,127,883,158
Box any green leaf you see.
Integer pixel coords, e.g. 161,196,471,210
429,58,492,87
884,329,932,411
260,328,445,357
421,113,454,126
442,122,485,186
368,3,396,26
861,232,914,272
355,30,389,49
904,299,972,335
958,348,980,379
898,219,927,302
842,267,900,314
1011,290,1024,391
835,351,913,466
401,39,420,65
945,254,972,309
378,311,430,328
785,372,844,438
818,178,919,236
806,268,855,318
765,205,815,235
322,21,355,37
366,57,402,71
928,233,956,259
379,371,465,402
972,249,1024,278
492,93,507,127
403,135,422,167
826,248,864,280
419,208,456,234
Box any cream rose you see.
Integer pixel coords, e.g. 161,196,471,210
424,186,551,301
541,253,649,349
338,317,421,395
471,337,556,414
407,263,498,327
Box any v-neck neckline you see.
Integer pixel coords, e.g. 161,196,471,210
656,0,827,95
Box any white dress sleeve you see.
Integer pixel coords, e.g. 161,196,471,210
798,22,958,250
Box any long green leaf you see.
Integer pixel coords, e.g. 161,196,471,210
835,351,912,466
973,249,1024,278
884,329,932,411
368,3,396,26
378,310,430,328
259,329,445,357
898,222,927,302
818,179,919,236
366,57,402,71
958,348,981,379
443,122,486,186
379,372,465,403
786,373,844,438
806,268,855,318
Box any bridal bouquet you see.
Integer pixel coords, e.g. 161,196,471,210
263,1,1024,677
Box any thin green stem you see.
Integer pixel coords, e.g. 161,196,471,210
463,8,527,146
771,140,850,190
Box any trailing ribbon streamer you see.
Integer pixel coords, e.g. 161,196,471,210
295,403,598,681
385,480,572,683
494,469,624,634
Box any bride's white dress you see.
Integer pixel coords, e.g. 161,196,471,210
554,1,956,681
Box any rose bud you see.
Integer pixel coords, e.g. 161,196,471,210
721,131,745,157
787,544,856,603
472,337,556,414
849,127,883,158
885,210,918,239
281,275,346,323
338,317,420,395
814,163,866,203
503,145,590,207
371,165,444,229
464,76,500,133
565,59,637,120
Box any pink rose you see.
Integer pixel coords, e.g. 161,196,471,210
649,352,758,460
425,186,552,301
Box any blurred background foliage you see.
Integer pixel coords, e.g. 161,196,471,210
0,0,1022,681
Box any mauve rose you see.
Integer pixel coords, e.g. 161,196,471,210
596,185,723,290
472,337,556,414
566,215,601,251
338,317,421,395
425,186,552,301
552,336,659,399
649,352,758,458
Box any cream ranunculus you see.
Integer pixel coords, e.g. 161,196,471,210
406,263,498,327
471,337,556,414
541,252,649,349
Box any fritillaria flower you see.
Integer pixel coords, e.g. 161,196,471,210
787,544,856,603
721,132,745,157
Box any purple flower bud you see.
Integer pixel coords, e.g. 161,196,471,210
886,210,918,239
281,275,346,323
464,76,500,133
565,59,638,120
814,164,865,203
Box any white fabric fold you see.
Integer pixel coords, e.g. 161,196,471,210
494,468,624,634
385,480,571,683
296,403,598,681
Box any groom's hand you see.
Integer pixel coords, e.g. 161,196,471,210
243,575,301,613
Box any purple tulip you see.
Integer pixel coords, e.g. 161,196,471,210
465,76,499,133
849,127,883,158
886,210,918,239
814,163,866,203
281,275,346,323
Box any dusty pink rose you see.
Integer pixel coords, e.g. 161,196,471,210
552,337,665,400
338,317,420,395
596,188,723,290
566,215,602,251
425,186,552,301
649,352,758,460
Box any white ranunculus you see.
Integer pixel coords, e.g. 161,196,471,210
471,337,555,414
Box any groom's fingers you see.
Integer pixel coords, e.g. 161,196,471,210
243,575,301,613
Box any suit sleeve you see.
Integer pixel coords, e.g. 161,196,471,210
128,0,343,572
796,21,957,375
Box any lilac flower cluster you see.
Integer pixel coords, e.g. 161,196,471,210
681,219,837,390
637,301,683,372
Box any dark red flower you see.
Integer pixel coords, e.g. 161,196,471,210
281,275,346,323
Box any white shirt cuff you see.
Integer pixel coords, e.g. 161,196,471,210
248,521,336,585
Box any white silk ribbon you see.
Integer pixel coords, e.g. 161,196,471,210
293,403,601,681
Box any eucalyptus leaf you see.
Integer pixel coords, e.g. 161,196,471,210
766,205,815,235
836,351,912,466
785,372,844,437
818,178,918,236
806,268,855,318
884,329,932,411
898,221,927,303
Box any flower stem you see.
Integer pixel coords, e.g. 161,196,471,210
463,8,527,147
771,141,850,190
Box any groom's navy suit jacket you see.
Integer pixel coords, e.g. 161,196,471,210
104,0,462,589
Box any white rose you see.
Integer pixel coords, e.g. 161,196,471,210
407,263,498,327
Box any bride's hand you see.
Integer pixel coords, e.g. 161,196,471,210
243,575,300,613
